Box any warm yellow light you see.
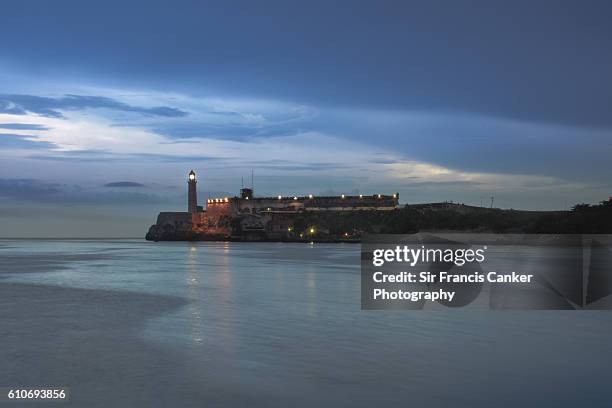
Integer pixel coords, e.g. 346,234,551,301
267,207,271,211
287,227,293,232
309,227,315,234
224,197,229,202
392,194,396,198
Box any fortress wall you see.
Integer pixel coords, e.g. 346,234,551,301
235,195,398,213
205,194,399,214
306,197,397,208
193,202,233,236
206,201,232,217
238,198,304,213
304,206,397,211
156,212,191,225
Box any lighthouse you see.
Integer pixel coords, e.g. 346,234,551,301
188,170,197,213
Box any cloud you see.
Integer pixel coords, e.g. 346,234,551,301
0,133,57,149
316,108,612,182
0,94,188,119
0,179,168,205
0,123,50,130
24,87,604,186
0,87,608,211
107,94,315,141
104,181,145,187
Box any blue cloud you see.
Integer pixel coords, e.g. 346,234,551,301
0,123,50,131
0,94,188,119
0,179,168,204
104,181,145,188
26,149,231,164
110,103,314,142
2,2,612,128
312,109,612,183
150,122,305,141
0,133,56,149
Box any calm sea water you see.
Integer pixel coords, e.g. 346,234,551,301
1,239,611,407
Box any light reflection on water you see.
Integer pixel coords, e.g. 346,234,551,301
1,239,612,407
186,244,203,345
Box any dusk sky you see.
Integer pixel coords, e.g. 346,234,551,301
1,0,612,236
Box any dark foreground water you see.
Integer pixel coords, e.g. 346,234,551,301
1,239,611,407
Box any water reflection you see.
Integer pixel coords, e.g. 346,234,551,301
306,268,319,318
186,244,203,345
185,243,235,351
215,243,234,354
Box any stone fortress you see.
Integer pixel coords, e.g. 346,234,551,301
146,170,399,241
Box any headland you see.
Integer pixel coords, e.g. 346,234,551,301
145,170,612,241
146,170,398,242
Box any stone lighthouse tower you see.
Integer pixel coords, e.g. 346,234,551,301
188,170,197,214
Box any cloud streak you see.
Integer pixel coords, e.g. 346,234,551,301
103,181,145,188
0,133,57,150
0,94,188,119
0,123,50,130
0,179,168,205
